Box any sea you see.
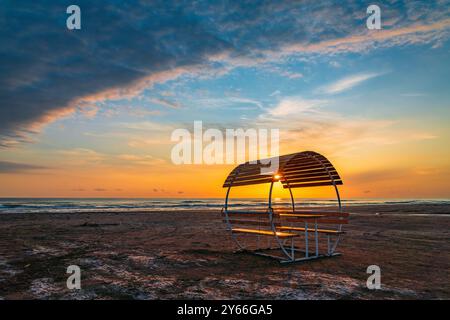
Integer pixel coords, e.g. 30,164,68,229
0,198,449,214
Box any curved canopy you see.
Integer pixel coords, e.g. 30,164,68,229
223,151,342,189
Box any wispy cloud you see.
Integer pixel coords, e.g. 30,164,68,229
150,98,182,109
191,96,264,110
281,18,450,57
0,161,49,173
57,148,106,166
258,96,438,156
320,73,383,94
268,97,325,117
117,121,174,132
116,154,166,166
1,1,448,146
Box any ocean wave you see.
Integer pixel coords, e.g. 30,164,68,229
0,198,449,214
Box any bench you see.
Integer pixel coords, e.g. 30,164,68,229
277,226,344,235
278,211,349,225
222,151,347,263
232,228,299,238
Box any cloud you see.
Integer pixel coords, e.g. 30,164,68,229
0,160,49,173
346,168,412,184
118,121,174,132
280,18,450,57
190,96,264,110
116,154,166,166
1,1,448,145
269,90,281,97
57,148,105,166
257,96,438,156
268,97,325,117
320,73,383,94
150,98,182,109
0,1,230,145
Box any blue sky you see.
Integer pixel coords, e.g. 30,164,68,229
0,1,449,197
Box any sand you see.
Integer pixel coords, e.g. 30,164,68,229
0,204,449,299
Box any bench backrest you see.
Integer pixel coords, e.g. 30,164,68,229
275,209,349,225
222,210,280,229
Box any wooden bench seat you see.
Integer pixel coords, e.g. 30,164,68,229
277,226,344,235
223,212,278,218
279,213,348,225
223,210,268,214
276,211,349,217
223,219,280,227
232,228,299,238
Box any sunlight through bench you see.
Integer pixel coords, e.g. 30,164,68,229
222,151,347,263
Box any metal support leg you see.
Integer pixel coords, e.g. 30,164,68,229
305,221,309,258
291,238,295,260
315,220,319,257
327,235,330,255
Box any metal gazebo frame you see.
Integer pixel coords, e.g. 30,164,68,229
222,151,346,263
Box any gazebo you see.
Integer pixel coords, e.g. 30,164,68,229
222,151,348,263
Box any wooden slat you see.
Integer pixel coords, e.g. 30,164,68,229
224,176,272,186
283,168,338,178
277,226,344,234
274,210,349,217
231,160,287,174
225,170,272,182
225,169,333,184
222,210,269,214
284,178,340,186
225,159,332,177
284,158,324,167
284,218,348,224
285,156,317,164
222,151,342,189
223,219,280,226
223,176,273,187
225,174,273,184
227,165,270,175
223,213,276,218
225,172,273,184
282,172,338,181
279,214,325,218
281,163,334,173
282,175,337,184
283,159,321,168
283,176,339,185
226,158,292,178
285,180,343,189
280,168,338,179
232,228,298,238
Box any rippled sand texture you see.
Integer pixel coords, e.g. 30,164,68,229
0,204,449,299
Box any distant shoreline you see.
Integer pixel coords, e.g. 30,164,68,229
1,198,450,214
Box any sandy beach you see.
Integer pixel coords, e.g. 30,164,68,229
0,203,449,300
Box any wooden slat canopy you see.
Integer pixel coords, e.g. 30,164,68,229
223,151,342,188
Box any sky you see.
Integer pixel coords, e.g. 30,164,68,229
0,0,449,198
